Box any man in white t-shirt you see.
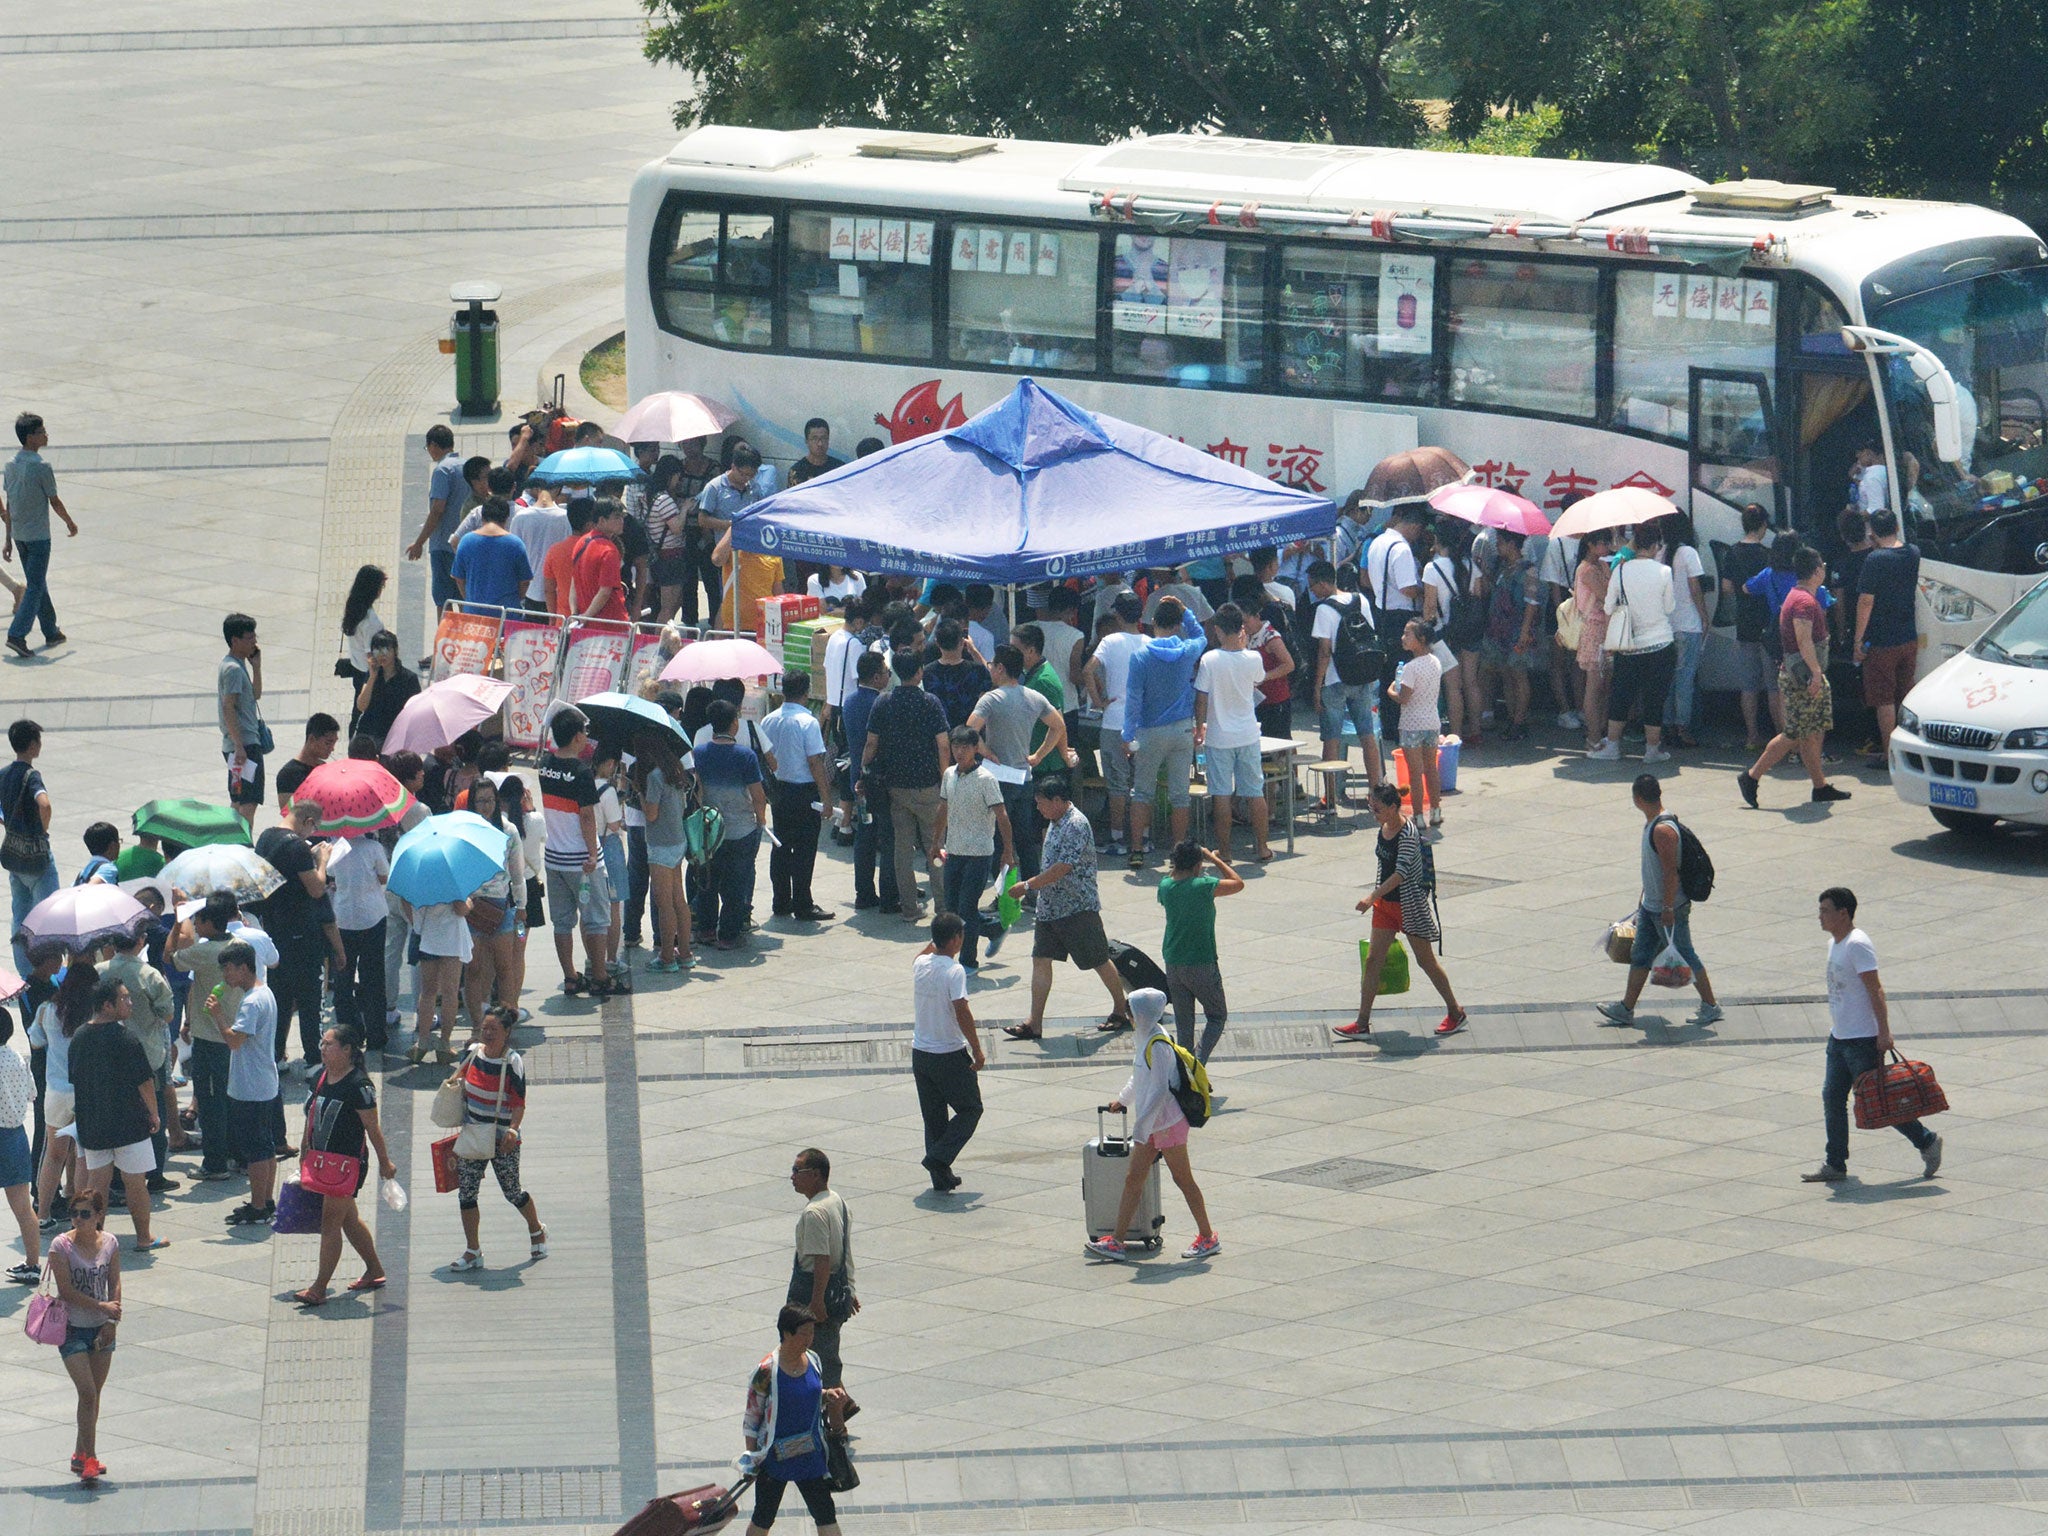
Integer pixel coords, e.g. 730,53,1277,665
1662,520,1709,745
1306,560,1385,791
1193,604,1272,861
1539,523,1585,728
1364,511,1423,746
1083,592,1147,855
1805,886,1941,1184
910,914,984,1193
509,498,570,610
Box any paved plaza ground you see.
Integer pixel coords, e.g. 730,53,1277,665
7,8,2048,1535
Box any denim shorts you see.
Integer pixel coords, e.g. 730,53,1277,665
546,864,613,934
1630,906,1704,974
60,1323,115,1358
0,1124,30,1187
1399,729,1440,751
1203,742,1262,798
600,835,627,904
1317,682,1375,744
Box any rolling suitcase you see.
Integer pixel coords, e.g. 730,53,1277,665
1108,940,1169,996
1084,1105,1164,1248
612,1475,754,1536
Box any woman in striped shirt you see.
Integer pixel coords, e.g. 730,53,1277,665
447,1008,546,1273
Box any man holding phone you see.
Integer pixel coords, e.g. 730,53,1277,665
217,613,266,828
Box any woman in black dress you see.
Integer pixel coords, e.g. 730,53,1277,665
294,1026,395,1306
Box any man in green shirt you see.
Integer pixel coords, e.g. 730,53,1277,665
113,832,165,882
1012,622,1067,778
1156,841,1243,1064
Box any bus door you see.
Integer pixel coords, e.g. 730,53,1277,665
1689,367,1784,544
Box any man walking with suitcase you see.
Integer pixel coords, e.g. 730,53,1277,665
1804,887,1942,1184
911,915,984,1193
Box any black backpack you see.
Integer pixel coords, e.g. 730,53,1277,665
1657,814,1716,903
1320,595,1385,686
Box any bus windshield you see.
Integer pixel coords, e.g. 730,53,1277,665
1879,265,2048,556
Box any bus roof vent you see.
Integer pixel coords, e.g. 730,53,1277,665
856,133,1000,162
1692,179,1835,216
666,126,820,172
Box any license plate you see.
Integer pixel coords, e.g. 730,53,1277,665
1930,783,1978,809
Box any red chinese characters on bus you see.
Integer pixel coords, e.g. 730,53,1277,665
1267,443,1326,492
1542,469,1599,509
1611,469,1676,497
1206,437,1249,467
1471,459,1530,493
873,380,967,444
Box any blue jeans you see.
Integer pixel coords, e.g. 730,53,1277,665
624,826,650,944
7,538,56,643
703,827,760,944
1664,629,1706,730
1824,1035,1934,1170
1317,682,1377,746
9,858,59,973
939,852,1003,966
429,547,457,610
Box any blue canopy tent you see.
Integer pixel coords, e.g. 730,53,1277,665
726,379,1335,583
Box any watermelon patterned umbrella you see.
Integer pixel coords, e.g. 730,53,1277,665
290,759,415,837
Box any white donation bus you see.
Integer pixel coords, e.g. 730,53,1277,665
625,126,2048,686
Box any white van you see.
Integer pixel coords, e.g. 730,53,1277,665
1891,575,2048,832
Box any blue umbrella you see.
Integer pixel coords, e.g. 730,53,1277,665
388,811,507,906
527,446,644,486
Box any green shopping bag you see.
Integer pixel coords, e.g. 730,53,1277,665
994,864,1023,929
1360,935,1411,995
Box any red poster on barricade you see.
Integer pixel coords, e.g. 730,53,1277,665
624,629,669,699
560,620,633,703
501,619,565,750
430,608,501,682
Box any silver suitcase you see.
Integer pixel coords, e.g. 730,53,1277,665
1084,1105,1164,1248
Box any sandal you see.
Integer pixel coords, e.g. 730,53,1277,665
406,1039,429,1065
1002,1024,1042,1041
346,1275,387,1293
1096,1012,1134,1032
449,1250,483,1273
561,974,588,996
434,1045,457,1066
132,1236,170,1252
530,1229,549,1260
598,974,632,996
293,1287,329,1307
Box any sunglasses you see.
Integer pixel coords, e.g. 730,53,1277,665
70,1208,97,1220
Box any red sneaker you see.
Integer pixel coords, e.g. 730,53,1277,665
1332,1021,1371,1041
79,1456,106,1482
1435,1012,1468,1037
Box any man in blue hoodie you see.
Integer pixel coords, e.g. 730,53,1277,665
1120,596,1207,871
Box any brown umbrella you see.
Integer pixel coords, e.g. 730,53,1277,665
1358,447,1472,507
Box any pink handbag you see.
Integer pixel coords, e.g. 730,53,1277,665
300,1150,362,1199
24,1260,68,1346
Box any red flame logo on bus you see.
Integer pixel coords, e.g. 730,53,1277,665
875,380,966,444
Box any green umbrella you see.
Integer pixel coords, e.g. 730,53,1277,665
133,798,251,849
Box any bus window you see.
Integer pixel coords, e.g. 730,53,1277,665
1614,270,1777,440
1449,259,1598,419
1109,236,1264,388
1795,283,1854,360
785,209,935,360
1275,247,1434,400
655,202,775,348
946,225,1099,372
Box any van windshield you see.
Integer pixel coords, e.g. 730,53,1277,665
1972,578,2048,665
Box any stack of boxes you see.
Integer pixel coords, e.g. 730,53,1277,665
782,614,843,703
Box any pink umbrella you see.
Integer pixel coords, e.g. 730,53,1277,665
1428,483,1552,537
381,673,515,753
1550,486,1679,539
19,884,150,959
612,391,740,446
659,637,781,685
0,960,23,1003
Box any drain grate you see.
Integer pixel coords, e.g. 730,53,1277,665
519,1039,606,1084
1264,1157,1430,1192
1434,871,1515,898
745,1037,913,1070
402,1467,622,1527
1217,1025,1329,1056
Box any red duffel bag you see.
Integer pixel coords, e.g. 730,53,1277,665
1853,1050,1949,1130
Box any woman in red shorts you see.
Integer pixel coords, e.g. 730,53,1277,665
1335,781,1466,1041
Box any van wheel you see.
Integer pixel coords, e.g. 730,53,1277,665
1931,808,2002,835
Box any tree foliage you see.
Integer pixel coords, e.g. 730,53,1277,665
643,0,2047,221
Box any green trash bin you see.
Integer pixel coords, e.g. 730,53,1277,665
449,282,501,417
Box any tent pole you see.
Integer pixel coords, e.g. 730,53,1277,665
1006,583,1016,628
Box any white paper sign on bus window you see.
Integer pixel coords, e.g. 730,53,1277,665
1714,276,1744,323
907,222,934,266
828,217,855,263
980,229,1006,270
952,228,979,270
1035,233,1060,278
1650,273,1681,320
1742,278,1775,326
1112,233,1171,334
1684,274,1714,322
1165,238,1225,339
1004,231,1032,275
1377,255,1434,355
879,219,906,263
854,217,881,262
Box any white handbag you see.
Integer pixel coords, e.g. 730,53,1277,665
429,1048,473,1129
1602,561,1637,653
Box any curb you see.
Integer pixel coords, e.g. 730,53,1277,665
539,320,628,427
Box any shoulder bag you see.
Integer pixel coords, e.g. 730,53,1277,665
431,1047,474,1128
0,766,51,876
784,1200,855,1322
453,1049,514,1160
1602,561,1637,653
1555,594,1583,651
23,1253,68,1346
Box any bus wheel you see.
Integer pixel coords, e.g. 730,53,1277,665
1931,808,2003,836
